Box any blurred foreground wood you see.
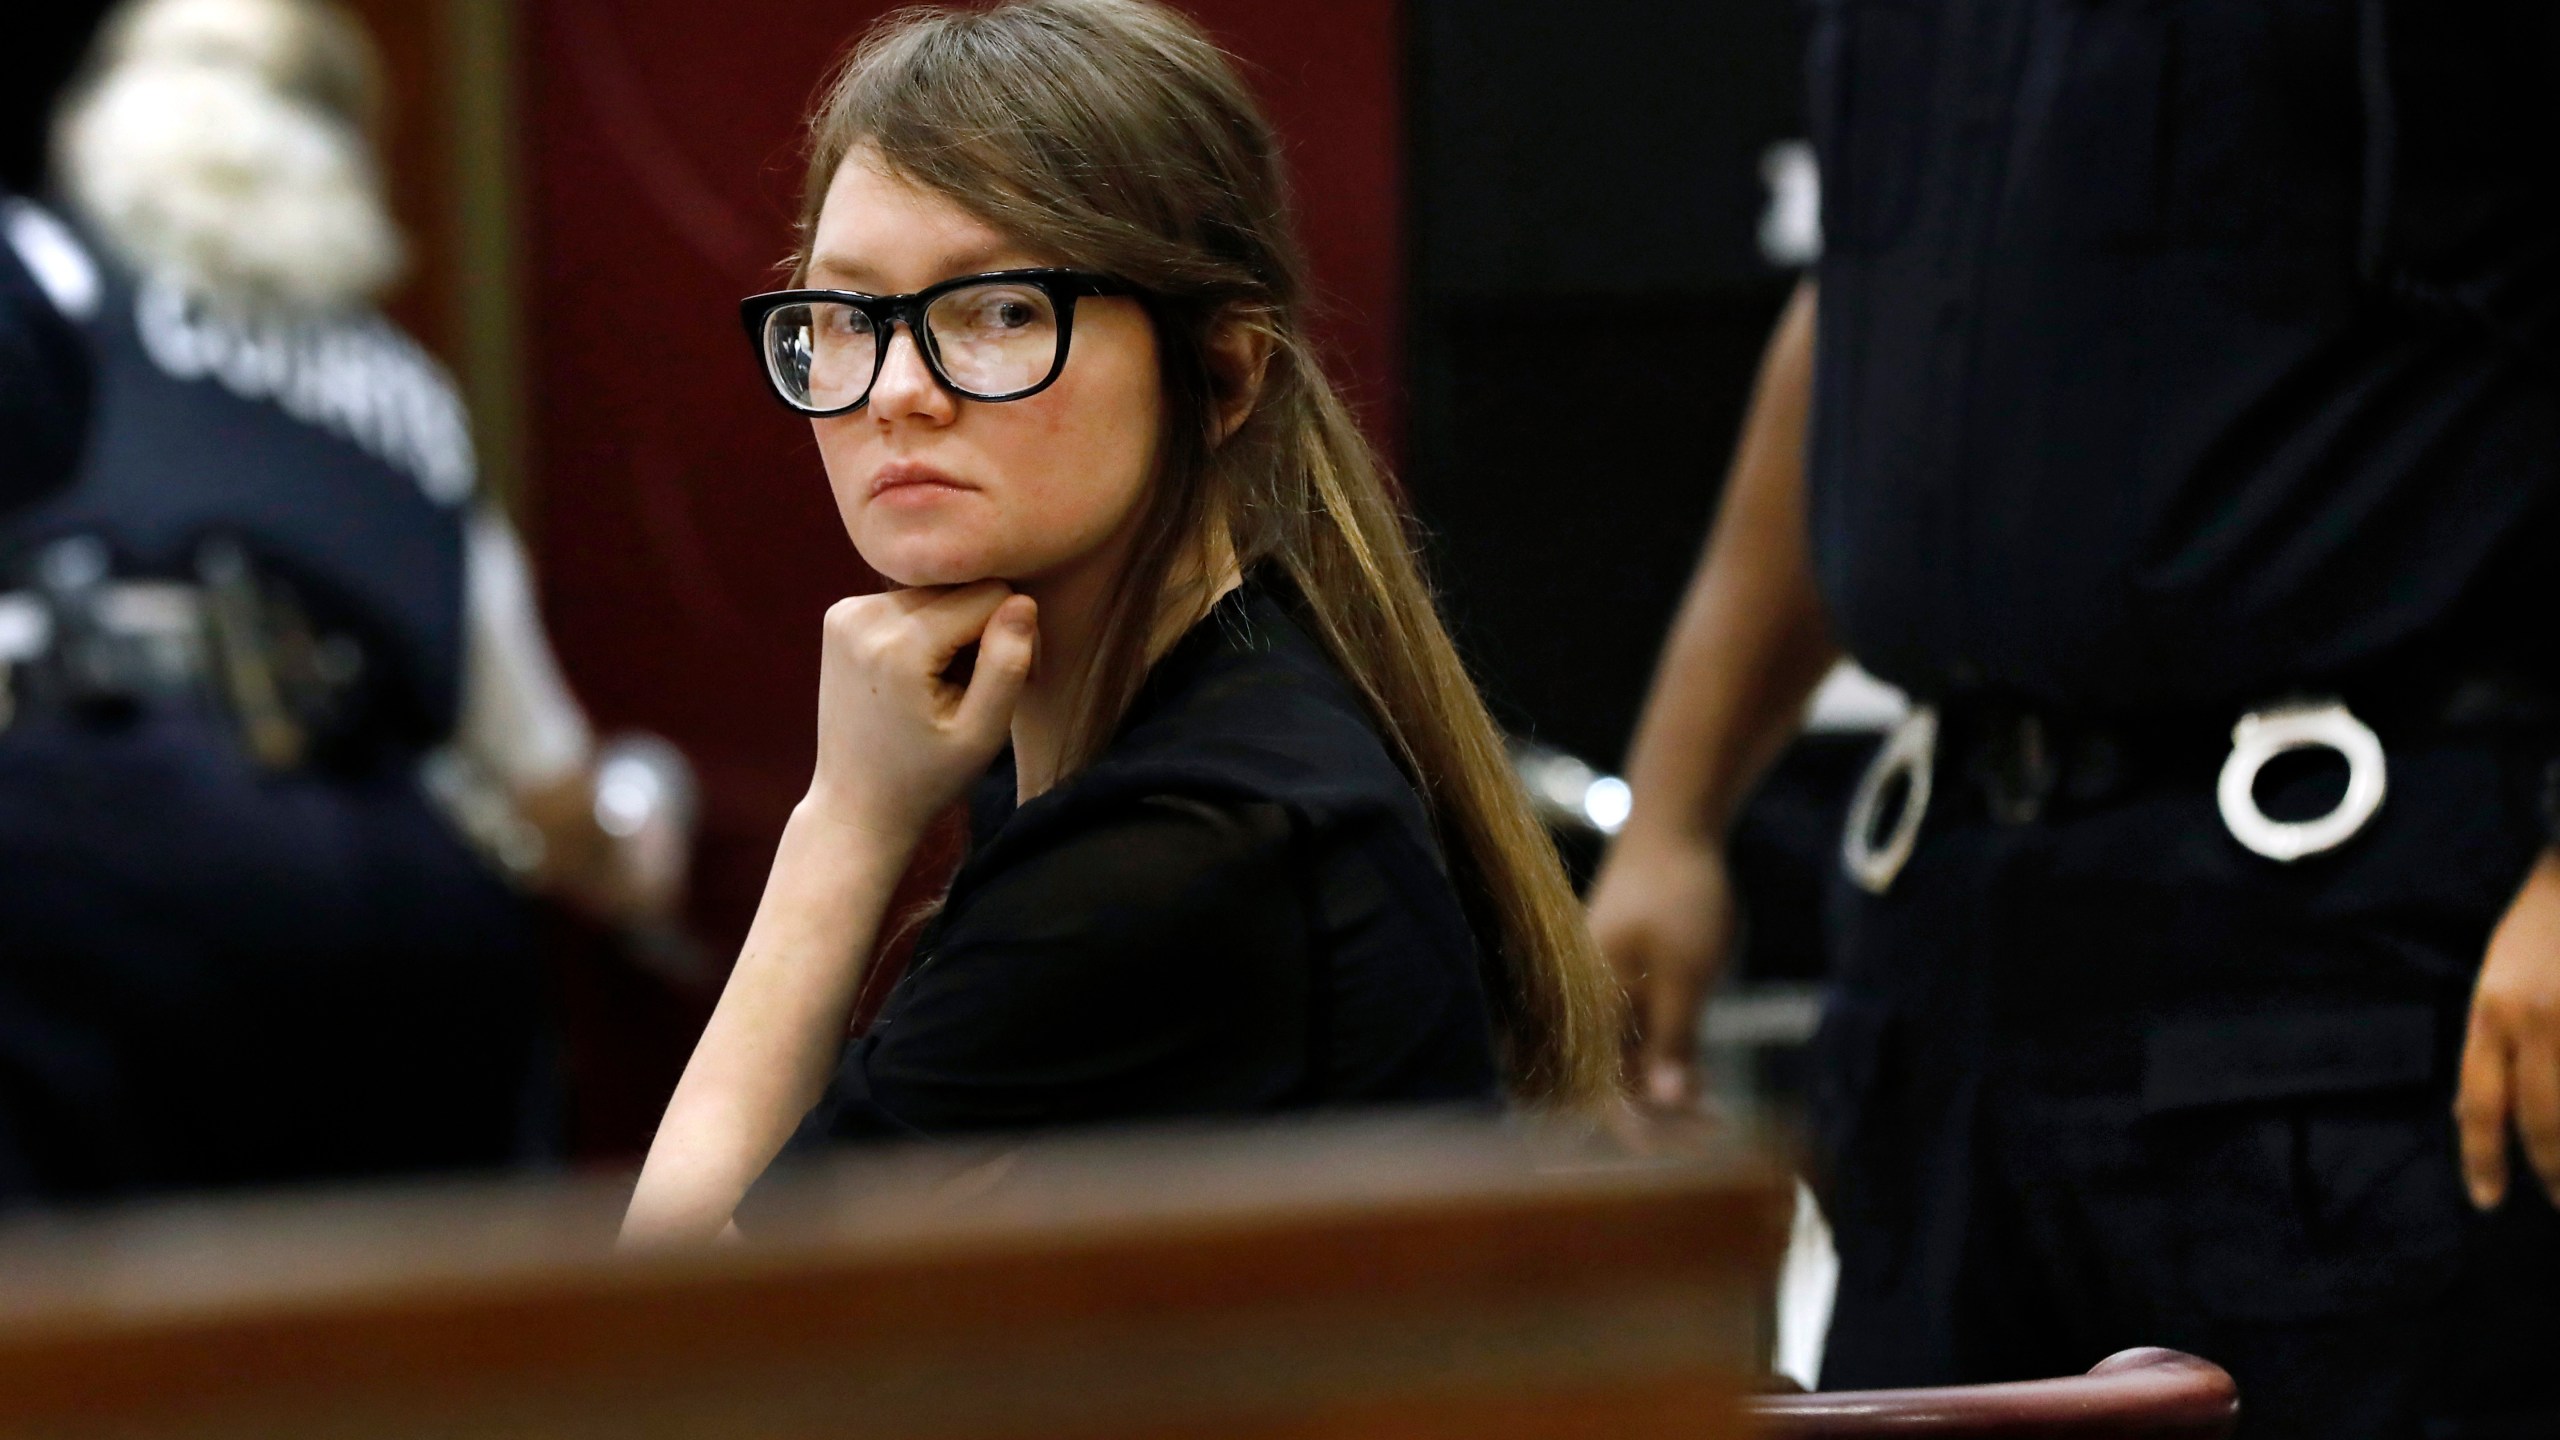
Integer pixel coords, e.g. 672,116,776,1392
0,1112,1789,1439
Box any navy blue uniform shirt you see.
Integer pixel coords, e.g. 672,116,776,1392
1806,0,2560,712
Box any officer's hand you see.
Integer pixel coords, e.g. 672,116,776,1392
2457,847,2560,1210
524,737,696,935
805,581,1037,844
1587,828,1737,1109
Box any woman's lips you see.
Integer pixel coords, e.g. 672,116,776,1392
869,461,976,499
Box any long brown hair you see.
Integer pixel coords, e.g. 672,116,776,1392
796,0,1619,1106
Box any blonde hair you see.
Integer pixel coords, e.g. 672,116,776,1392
799,0,1620,1106
55,0,402,308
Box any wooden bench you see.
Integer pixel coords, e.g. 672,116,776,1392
0,1112,1789,1438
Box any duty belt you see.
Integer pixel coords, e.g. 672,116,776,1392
1841,681,2556,895
0,535,368,769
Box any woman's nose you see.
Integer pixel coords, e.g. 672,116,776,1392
868,321,951,420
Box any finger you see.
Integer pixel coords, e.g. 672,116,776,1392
1590,918,1643,1004
1595,936,1648,1084
1639,955,1712,1110
902,581,1019,668
1588,897,1656,1004
1592,909,1649,990
2455,1014,2513,1211
2514,1032,2560,1205
951,595,1037,746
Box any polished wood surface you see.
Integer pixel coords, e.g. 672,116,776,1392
1753,1347,2242,1440
0,1113,1787,1439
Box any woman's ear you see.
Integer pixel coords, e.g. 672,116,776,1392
1204,308,1275,446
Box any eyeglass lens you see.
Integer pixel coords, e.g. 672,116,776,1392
760,280,1065,411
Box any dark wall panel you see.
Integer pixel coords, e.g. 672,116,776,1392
1414,0,1804,297
0,4,114,193
1408,0,1808,769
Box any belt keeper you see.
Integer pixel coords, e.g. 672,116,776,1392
197,537,309,771
1977,711,2057,826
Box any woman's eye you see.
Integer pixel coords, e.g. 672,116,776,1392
957,291,1042,331
992,300,1035,328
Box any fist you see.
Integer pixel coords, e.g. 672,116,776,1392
805,581,1038,843
1587,830,1738,1109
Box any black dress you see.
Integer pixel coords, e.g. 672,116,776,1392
791,578,1503,1144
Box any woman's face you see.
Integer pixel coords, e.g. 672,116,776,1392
803,150,1163,591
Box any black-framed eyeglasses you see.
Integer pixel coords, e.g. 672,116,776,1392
738,268,1137,416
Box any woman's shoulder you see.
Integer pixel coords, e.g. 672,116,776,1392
948,580,1454,924
1078,583,1432,831
947,792,1300,953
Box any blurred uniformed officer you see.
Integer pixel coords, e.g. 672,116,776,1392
0,0,689,1205
1591,5,2559,1436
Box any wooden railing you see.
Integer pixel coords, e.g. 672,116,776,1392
0,1112,1789,1439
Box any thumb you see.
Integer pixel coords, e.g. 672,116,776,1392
953,595,1037,746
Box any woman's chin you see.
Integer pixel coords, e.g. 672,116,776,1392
855,539,1004,590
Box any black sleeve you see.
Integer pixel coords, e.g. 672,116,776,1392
0,217,88,516
1299,815,1504,1103
803,795,1315,1140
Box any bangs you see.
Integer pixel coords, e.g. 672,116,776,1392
796,1,1287,303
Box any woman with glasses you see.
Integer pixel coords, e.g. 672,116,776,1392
622,0,1619,1242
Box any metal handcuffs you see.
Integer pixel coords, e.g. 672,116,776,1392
1841,697,2387,894
1842,706,1938,895
2214,699,2388,863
